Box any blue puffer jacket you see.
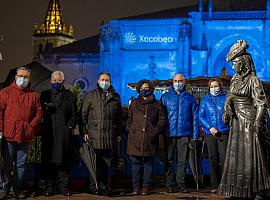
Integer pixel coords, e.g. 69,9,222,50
199,92,229,135
161,87,199,138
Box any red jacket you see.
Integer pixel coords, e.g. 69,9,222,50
0,82,42,143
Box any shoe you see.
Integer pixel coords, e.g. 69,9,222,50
177,185,190,193
131,186,140,195
166,187,175,193
63,191,72,196
101,188,111,196
141,186,151,195
210,188,217,194
17,190,29,199
89,188,100,195
0,191,7,200
44,190,54,197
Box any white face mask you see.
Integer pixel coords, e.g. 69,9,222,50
98,80,110,90
16,77,29,88
210,87,221,96
173,82,184,91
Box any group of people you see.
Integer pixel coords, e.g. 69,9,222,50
0,40,269,200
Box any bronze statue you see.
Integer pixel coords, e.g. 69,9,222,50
218,40,270,199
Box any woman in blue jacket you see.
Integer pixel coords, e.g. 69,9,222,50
199,78,229,194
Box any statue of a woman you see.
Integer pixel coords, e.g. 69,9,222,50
218,40,270,199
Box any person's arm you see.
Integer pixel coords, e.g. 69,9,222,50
81,92,91,141
67,93,78,129
251,75,267,127
126,100,134,134
155,101,167,134
199,97,212,132
0,89,7,133
192,97,199,139
30,93,43,128
115,96,123,142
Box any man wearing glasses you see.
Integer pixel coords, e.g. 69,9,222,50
161,73,199,194
0,67,42,199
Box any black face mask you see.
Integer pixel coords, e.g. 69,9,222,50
139,89,151,97
51,82,63,91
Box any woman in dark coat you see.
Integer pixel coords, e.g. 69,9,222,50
199,78,229,194
217,40,270,199
40,71,77,196
127,79,166,195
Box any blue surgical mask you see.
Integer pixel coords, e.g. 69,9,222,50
99,81,110,90
210,87,221,96
51,82,63,91
139,89,152,97
173,82,184,91
16,77,29,88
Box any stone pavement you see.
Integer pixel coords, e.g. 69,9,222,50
29,188,226,200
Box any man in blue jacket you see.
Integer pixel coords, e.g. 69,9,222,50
161,73,199,193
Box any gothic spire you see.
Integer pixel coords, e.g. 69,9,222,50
34,0,73,37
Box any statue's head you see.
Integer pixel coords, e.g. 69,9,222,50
227,40,255,76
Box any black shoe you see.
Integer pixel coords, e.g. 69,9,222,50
177,185,190,193
88,188,100,195
167,187,175,193
30,191,37,198
44,190,54,197
63,191,72,196
101,189,112,196
17,190,29,199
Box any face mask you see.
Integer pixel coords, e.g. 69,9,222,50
51,82,63,91
210,87,221,96
139,89,152,97
173,82,184,91
16,77,29,88
99,81,110,90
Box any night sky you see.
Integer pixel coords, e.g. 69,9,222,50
0,0,197,82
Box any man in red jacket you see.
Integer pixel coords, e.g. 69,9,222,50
0,67,42,199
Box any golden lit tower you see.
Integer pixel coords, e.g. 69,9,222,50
32,0,75,60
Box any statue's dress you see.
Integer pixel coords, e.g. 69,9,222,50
218,73,270,198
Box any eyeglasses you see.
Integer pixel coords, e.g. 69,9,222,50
16,75,30,79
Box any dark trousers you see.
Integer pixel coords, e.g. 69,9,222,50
0,141,29,193
45,163,69,193
89,149,112,190
164,136,189,189
130,156,153,188
204,133,228,189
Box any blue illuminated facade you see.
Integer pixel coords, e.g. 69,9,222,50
100,4,270,104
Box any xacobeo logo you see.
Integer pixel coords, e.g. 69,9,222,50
124,32,174,45
124,32,137,45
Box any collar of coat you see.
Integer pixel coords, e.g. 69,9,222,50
137,94,155,105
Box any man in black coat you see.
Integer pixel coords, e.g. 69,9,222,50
40,71,77,197
82,72,122,195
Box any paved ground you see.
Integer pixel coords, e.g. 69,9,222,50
5,188,227,200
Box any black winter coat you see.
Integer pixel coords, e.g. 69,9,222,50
81,86,123,150
40,88,78,164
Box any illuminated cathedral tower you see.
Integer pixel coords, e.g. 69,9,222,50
32,0,75,60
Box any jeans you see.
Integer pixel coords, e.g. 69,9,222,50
130,156,153,188
164,136,189,189
204,133,228,188
0,141,29,193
